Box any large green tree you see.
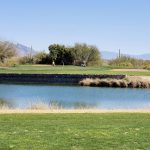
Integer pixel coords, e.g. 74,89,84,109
48,44,73,65
71,43,102,66
87,45,102,66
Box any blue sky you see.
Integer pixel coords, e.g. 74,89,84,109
0,0,150,54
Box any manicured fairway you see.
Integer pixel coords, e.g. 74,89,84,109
0,65,150,76
0,113,150,149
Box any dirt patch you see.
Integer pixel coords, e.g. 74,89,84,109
112,69,149,72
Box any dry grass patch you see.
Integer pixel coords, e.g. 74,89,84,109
79,76,150,88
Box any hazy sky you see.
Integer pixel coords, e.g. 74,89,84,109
0,0,150,54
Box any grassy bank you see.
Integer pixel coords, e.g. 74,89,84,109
0,65,150,76
0,113,150,149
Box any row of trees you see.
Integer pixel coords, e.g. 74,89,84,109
19,43,102,66
21,43,102,66
0,41,102,67
0,41,150,69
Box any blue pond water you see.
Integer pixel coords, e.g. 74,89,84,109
0,84,150,109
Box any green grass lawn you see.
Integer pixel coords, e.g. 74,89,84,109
0,113,150,150
0,65,150,76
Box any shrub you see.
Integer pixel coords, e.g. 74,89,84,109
143,61,150,70
4,57,19,67
19,56,34,64
33,52,50,64
109,55,144,68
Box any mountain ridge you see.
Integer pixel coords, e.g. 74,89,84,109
16,43,36,56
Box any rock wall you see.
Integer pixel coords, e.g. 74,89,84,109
0,74,126,85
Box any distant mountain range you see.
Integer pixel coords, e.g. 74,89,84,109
101,51,150,60
16,43,36,56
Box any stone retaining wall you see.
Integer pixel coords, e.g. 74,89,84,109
0,74,126,85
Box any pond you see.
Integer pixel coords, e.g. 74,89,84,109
0,84,150,109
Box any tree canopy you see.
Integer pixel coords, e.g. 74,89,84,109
72,43,102,66
48,43,102,66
